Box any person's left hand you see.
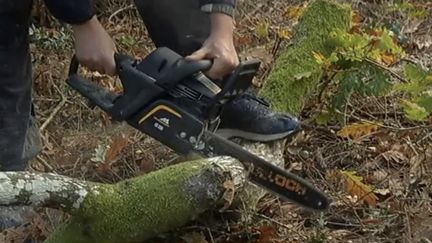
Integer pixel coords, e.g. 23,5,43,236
186,14,239,80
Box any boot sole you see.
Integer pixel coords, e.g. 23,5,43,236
215,128,298,142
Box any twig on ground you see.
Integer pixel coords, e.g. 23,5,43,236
325,221,362,228
365,58,409,83
335,110,432,131
254,212,295,231
405,207,413,242
108,4,134,22
39,83,67,132
418,131,432,143
400,57,419,65
207,227,215,243
34,155,56,173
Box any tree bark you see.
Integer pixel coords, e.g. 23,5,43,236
0,172,100,212
259,0,352,115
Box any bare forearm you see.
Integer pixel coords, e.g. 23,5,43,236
209,13,235,39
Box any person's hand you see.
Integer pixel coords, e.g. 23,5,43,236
71,16,117,76
186,13,239,80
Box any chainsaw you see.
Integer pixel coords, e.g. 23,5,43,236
66,47,330,211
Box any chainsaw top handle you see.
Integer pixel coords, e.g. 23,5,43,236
66,50,214,121
68,53,213,78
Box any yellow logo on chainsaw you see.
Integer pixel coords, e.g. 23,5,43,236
138,105,182,125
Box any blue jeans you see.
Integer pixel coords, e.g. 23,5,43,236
0,0,210,171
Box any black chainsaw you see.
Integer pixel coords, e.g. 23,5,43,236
66,47,330,211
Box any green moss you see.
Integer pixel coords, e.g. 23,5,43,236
45,159,224,243
259,0,352,115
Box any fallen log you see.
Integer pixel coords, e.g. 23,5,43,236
1,157,246,243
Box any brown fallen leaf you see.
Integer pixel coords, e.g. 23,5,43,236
350,10,364,33
340,170,379,207
104,134,130,165
337,121,382,140
94,133,130,175
255,226,277,243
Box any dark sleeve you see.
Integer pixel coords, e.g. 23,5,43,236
43,0,95,25
199,0,236,7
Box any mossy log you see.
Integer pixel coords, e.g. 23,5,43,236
259,0,352,115
0,157,246,243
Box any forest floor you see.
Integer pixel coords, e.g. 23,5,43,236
2,0,432,242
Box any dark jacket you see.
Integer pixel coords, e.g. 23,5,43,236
44,0,236,25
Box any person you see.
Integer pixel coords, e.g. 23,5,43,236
0,0,300,231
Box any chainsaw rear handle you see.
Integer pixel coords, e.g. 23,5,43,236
67,54,123,113
68,53,144,76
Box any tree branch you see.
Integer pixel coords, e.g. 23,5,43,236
0,172,99,212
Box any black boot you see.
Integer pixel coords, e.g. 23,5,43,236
216,94,301,142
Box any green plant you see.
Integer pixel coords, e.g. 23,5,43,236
315,23,432,123
313,27,403,124
30,24,73,50
395,64,432,121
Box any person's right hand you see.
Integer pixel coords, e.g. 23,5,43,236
71,16,117,76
